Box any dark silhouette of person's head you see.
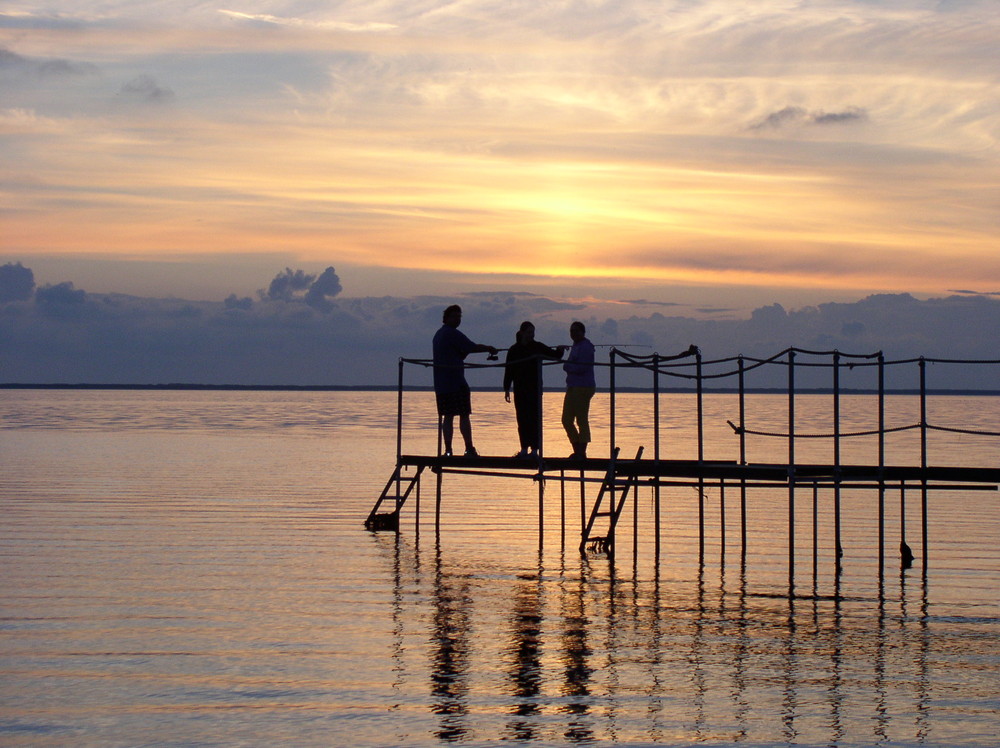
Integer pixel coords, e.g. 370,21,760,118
570,321,586,342
518,320,535,344
443,304,462,327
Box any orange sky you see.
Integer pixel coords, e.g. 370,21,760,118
2,2,999,310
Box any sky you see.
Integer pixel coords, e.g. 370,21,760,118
2,1,999,386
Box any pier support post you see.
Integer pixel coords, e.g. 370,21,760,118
720,479,726,565
653,354,662,559
697,351,705,560
878,353,885,574
538,472,544,547
900,483,913,569
833,351,843,572
787,349,796,594
738,356,747,564
435,467,443,531
560,469,566,549
919,357,929,570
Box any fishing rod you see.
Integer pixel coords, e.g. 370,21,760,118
594,344,652,349
485,343,653,360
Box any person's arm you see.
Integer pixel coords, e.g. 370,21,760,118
457,329,497,357
536,342,564,360
503,348,515,399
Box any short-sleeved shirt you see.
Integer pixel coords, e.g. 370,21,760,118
563,337,596,388
432,324,477,394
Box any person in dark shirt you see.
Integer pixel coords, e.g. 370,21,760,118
503,321,564,458
432,304,497,457
562,320,596,459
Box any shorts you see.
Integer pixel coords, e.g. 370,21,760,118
436,384,472,417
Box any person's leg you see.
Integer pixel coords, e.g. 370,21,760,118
459,413,474,453
525,392,541,452
576,387,595,455
456,384,477,455
562,388,581,452
514,390,532,451
441,414,455,454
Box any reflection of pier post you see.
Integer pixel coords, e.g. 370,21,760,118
560,560,594,743
430,548,471,742
503,563,543,741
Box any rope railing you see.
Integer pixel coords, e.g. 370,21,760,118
397,347,998,452
727,421,921,439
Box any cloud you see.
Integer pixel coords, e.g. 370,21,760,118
620,299,685,308
950,289,1000,297
224,293,253,310
2,1,998,304
0,11,86,31
35,280,86,305
695,308,739,316
813,108,868,126
264,267,316,301
33,282,88,320
3,265,1000,389
750,106,868,131
0,262,35,302
217,10,396,33
117,74,174,103
304,266,343,310
0,46,98,77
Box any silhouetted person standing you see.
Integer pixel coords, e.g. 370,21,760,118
561,321,595,459
433,304,497,457
503,321,564,458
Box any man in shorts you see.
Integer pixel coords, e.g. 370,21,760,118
432,304,498,457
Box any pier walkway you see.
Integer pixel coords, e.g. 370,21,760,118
365,345,1000,587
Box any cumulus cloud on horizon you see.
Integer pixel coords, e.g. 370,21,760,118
2,263,999,390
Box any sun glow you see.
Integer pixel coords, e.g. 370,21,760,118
3,0,998,301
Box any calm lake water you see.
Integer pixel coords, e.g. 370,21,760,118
2,389,998,747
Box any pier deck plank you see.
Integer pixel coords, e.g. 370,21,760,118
398,454,1000,486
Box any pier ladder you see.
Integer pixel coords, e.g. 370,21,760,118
365,463,425,531
580,446,644,556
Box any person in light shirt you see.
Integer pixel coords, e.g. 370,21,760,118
561,320,596,459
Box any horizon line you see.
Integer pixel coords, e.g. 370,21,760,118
3,383,999,396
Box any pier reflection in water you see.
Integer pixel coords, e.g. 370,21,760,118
379,530,975,746
3,390,997,746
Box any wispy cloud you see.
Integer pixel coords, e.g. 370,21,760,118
218,10,396,33
1,1,998,301
750,106,868,130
